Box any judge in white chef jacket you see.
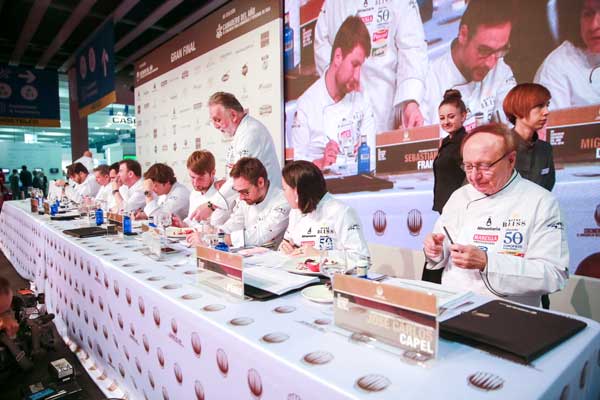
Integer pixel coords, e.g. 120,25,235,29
534,0,600,109
189,157,289,249
171,150,231,228
189,92,281,222
57,162,100,203
133,163,190,221
314,0,428,130
92,164,113,206
292,15,376,171
112,159,146,213
278,160,370,267
423,123,569,307
421,0,516,126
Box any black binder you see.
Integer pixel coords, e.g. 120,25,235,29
440,300,587,364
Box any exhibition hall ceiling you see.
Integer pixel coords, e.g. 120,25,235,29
0,0,227,147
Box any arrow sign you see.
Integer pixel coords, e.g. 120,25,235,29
18,70,36,84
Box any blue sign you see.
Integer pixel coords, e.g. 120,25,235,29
76,20,116,117
0,65,60,127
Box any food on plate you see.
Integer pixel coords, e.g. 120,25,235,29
166,227,195,236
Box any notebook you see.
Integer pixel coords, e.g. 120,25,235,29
440,300,587,364
63,227,114,238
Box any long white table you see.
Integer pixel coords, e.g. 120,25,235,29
1,201,599,399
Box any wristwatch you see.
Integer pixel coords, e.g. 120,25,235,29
144,190,151,197
112,190,119,194
207,201,216,211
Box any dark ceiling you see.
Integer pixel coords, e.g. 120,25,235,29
0,0,228,76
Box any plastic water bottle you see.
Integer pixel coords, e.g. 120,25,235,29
50,204,57,216
123,213,132,234
95,208,104,226
283,13,294,72
214,232,229,252
148,215,156,228
357,134,371,174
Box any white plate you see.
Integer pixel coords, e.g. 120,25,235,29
301,285,333,304
282,257,324,276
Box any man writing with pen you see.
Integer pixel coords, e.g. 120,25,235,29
423,123,569,307
187,158,289,249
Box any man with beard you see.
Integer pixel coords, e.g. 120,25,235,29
188,158,289,248
189,92,281,222
421,0,516,126
172,150,231,227
291,15,376,172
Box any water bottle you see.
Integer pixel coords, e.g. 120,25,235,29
123,213,132,235
214,231,229,252
357,134,371,174
283,13,294,72
148,215,156,228
50,204,57,216
95,208,104,226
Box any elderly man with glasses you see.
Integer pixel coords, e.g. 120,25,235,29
423,123,569,307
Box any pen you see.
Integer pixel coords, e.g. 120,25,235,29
443,226,454,245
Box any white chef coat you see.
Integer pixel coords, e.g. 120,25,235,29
220,185,290,248
143,182,190,220
422,43,516,126
283,193,370,266
94,183,113,207
426,171,569,306
291,74,376,169
188,183,232,227
118,178,146,213
211,114,281,209
69,174,100,203
75,155,94,173
534,40,600,110
314,0,428,132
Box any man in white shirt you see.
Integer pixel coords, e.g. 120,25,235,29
173,150,231,228
314,0,428,130
421,0,516,126
292,15,376,171
423,123,568,306
134,163,190,221
190,92,281,221
534,0,600,109
93,165,112,207
59,162,100,203
190,158,289,249
112,159,145,213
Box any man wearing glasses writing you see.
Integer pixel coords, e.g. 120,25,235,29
423,123,569,307
421,0,516,126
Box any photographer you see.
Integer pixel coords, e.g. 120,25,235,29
0,277,18,338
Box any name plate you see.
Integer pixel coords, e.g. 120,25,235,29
196,246,244,298
333,275,438,360
30,198,38,213
107,212,123,231
375,125,440,174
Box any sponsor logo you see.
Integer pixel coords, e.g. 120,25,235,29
473,234,498,243
260,31,270,48
361,15,373,24
547,222,564,230
372,29,389,43
259,104,272,115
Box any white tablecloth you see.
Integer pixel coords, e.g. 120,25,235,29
1,201,599,400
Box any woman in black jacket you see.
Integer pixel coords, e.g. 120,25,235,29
503,83,555,191
432,89,467,214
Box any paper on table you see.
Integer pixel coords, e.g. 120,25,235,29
244,267,318,295
384,278,472,310
243,250,293,268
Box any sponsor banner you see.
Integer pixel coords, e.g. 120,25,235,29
76,21,116,117
333,275,438,358
135,0,279,86
0,64,60,127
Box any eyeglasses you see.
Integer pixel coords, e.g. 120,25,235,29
476,44,510,60
461,152,510,173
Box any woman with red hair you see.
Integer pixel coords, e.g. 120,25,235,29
503,83,555,191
